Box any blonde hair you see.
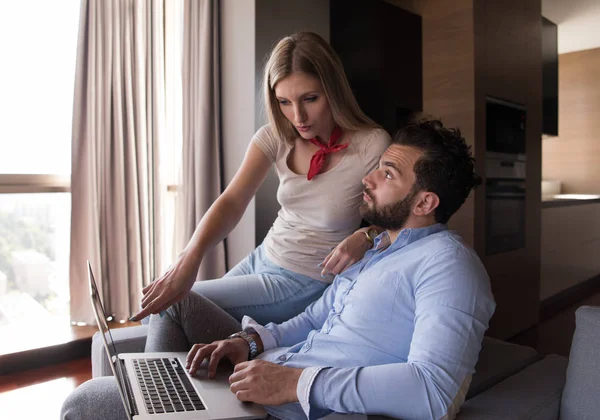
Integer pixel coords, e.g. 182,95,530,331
263,32,379,145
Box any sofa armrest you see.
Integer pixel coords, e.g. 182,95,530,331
91,325,149,378
456,355,568,420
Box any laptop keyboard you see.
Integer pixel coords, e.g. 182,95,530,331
133,358,206,414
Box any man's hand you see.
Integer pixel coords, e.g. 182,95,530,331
186,338,249,378
229,360,303,405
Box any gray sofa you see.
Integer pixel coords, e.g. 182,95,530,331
92,306,600,419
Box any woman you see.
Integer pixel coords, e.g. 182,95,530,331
132,32,390,326
60,32,391,420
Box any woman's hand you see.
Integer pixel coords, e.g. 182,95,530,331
130,251,201,321
320,230,372,276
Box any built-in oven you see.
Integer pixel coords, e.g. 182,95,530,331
485,97,527,255
485,156,526,255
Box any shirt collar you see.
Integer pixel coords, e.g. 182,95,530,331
374,223,447,251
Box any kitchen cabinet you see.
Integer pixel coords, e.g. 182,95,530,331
542,17,558,136
541,202,600,300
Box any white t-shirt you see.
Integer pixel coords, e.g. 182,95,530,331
251,124,391,283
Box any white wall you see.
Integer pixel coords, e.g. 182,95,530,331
221,0,257,268
221,0,331,268
253,0,330,245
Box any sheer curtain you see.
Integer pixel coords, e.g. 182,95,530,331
174,0,226,281
69,0,226,324
70,0,166,324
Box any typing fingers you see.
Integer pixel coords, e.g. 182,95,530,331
187,343,215,376
230,377,252,399
207,345,229,378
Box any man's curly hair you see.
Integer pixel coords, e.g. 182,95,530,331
393,119,482,224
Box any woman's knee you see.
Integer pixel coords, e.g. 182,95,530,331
190,280,207,295
61,377,126,420
168,289,215,315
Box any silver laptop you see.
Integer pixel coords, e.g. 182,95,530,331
87,261,267,420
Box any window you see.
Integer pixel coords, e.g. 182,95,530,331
160,0,184,273
0,2,80,341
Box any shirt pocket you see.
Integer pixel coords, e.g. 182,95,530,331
345,270,401,323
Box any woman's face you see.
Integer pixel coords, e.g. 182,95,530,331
274,71,335,142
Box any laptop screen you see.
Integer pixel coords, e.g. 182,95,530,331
87,260,135,417
88,261,120,362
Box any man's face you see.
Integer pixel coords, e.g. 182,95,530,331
359,144,423,230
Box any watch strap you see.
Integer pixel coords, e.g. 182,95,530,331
364,227,378,244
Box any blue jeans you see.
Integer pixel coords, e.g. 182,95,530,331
190,244,329,325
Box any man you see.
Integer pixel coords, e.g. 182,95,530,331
62,119,495,420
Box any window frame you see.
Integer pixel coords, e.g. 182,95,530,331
0,174,70,194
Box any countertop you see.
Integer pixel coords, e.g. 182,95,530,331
542,194,600,208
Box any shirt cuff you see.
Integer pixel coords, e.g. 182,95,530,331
241,315,277,351
297,366,327,419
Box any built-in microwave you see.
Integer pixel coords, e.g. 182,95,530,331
486,97,526,156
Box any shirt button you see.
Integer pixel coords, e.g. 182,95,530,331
278,355,287,362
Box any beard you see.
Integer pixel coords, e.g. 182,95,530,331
359,188,417,231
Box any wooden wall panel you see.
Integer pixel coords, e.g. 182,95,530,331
388,0,543,339
419,0,478,248
474,0,542,339
387,0,477,247
542,48,600,194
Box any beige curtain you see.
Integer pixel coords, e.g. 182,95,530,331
69,0,165,324
175,0,226,281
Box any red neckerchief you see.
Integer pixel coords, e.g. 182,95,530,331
307,126,346,180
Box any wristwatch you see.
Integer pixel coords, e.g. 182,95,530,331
228,331,259,359
364,227,378,245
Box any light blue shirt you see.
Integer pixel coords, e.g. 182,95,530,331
243,224,496,420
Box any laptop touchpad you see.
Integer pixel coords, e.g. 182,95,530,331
191,364,234,390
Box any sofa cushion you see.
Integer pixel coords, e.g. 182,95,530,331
467,336,540,399
91,324,148,378
457,355,567,420
560,305,600,420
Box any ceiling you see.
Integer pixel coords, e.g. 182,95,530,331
542,0,600,54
